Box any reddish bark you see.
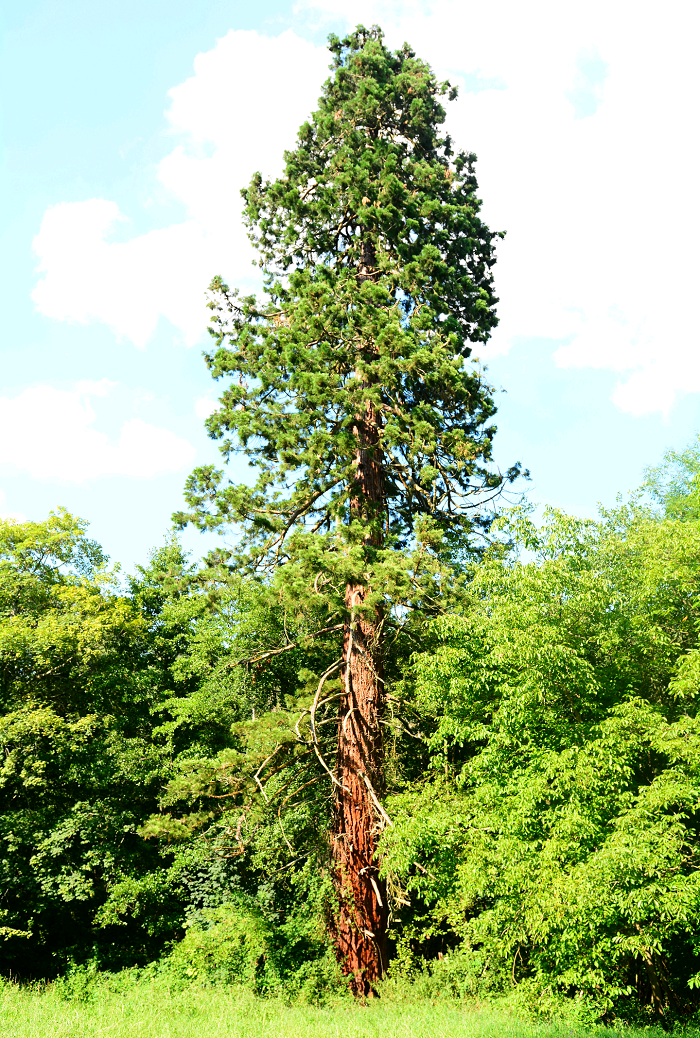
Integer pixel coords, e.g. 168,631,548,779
330,387,388,995
330,591,388,994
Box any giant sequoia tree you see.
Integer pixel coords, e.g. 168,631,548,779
178,26,520,994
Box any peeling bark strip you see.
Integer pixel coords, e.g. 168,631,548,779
331,585,388,993
330,367,388,994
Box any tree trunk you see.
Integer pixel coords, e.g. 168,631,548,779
330,369,388,994
330,591,387,994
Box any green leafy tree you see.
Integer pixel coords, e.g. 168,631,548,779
0,517,241,976
644,433,700,520
177,25,521,993
126,574,349,999
381,503,700,1021
0,512,171,974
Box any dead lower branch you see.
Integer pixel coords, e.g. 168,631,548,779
359,771,394,829
232,623,344,668
308,659,348,791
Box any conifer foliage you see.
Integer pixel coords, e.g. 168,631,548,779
178,26,520,994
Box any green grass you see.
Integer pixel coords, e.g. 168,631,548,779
0,978,675,1038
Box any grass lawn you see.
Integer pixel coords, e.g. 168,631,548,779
0,979,676,1038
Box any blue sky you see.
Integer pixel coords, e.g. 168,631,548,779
1,0,698,570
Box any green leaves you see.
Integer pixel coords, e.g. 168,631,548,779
381,505,700,1019
178,27,522,617
0,517,190,976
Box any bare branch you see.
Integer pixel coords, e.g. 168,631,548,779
370,875,384,907
232,623,343,668
359,771,394,829
253,746,283,802
309,659,348,791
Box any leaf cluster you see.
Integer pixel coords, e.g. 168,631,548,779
380,504,700,1020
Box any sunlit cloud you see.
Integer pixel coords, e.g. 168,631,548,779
0,381,196,483
32,30,329,349
31,6,699,415
194,396,220,420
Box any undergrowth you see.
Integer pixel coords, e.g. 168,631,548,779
1,970,699,1038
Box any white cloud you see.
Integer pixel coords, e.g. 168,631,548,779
32,30,329,349
194,396,220,420
32,7,700,415
0,382,196,483
296,0,700,416
32,202,212,348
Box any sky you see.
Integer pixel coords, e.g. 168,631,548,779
1,0,698,571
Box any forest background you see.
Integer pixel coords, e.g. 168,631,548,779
2,4,700,1032
4,399,700,1026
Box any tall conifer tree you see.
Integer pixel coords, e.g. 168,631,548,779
178,25,521,994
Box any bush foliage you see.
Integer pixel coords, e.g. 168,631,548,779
1,443,700,1024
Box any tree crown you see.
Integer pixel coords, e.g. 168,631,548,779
177,26,522,616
